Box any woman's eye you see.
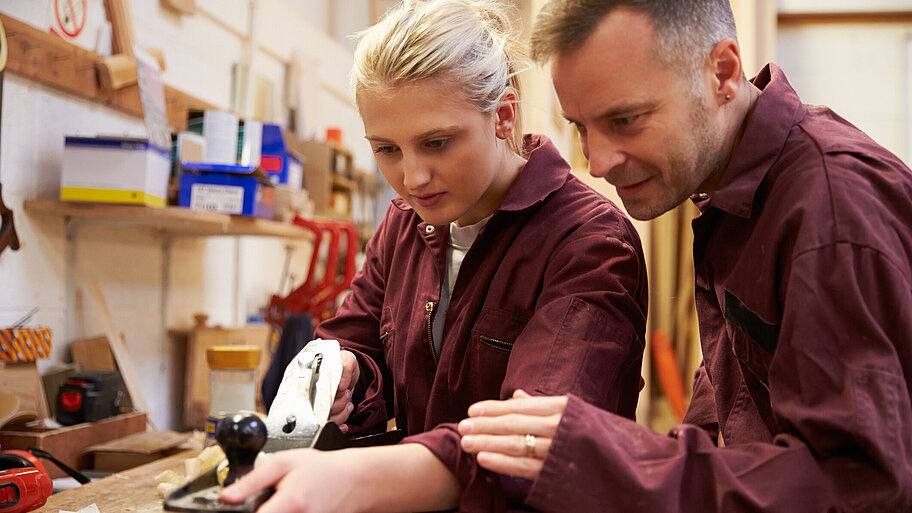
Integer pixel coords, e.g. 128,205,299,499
425,139,449,150
373,145,397,154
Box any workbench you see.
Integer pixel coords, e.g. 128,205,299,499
34,449,197,513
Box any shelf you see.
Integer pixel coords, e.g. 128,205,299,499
331,174,359,191
24,200,314,239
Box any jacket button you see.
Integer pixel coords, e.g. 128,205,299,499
425,225,435,234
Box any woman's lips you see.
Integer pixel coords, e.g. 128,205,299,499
414,192,445,208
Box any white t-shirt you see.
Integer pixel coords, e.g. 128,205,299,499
432,215,492,355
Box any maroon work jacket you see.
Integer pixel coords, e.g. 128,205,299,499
315,135,648,511
526,65,912,512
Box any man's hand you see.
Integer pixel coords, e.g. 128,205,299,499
458,389,568,481
329,350,360,432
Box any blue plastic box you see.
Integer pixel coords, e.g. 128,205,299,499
178,162,274,219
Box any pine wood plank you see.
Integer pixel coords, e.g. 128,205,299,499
85,280,152,420
33,448,196,513
23,200,315,239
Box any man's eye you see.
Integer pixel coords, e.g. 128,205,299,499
613,115,641,128
570,121,586,136
425,139,449,150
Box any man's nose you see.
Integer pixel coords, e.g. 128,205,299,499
586,136,627,178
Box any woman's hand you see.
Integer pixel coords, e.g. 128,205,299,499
220,444,461,513
220,449,360,513
329,350,360,432
457,389,568,481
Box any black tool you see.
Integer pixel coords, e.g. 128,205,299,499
216,414,266,487
56,371,125,426
163,413,403,512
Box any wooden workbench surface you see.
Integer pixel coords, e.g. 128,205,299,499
35,449,197,513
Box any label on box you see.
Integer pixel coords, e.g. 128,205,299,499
190,184,245,214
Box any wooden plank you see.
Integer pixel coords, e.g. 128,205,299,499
0,13,213,130
0,411,147,479
23,200,316,239
0,362,49,420
97,54,138,90
104,0,136,58
33,446,196,512
70,335,117,371
85,281,151,420
86,430,189,454
778,11,912,24
161,0,198,16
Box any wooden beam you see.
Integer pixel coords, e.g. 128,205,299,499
85,280,152,424
778,11,912,25
103,0,136,57
1,13,214,131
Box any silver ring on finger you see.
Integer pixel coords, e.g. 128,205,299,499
524,434,537,458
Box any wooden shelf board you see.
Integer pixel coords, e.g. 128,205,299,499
1,13,214,131
331,174,359,191
24,200,314,239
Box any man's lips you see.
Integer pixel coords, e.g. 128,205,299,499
613,178,650,198
413,192,445,207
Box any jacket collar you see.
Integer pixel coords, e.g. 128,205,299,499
695,63,805,219
391,134,569,216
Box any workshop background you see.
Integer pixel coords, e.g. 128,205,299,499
0,0,909,434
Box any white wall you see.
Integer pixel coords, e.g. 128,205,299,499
777,21,912,165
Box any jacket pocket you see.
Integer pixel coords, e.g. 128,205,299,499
472,307,530,355
466,307,531,395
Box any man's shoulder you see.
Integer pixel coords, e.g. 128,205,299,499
540,174,641,240
759,107,912,261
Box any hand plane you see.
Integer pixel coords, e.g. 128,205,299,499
163,340,401,512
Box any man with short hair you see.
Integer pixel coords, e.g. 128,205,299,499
458,1,912,511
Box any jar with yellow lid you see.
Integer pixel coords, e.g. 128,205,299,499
206,346,261,442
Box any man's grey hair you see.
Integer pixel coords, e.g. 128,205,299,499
532,0,737,93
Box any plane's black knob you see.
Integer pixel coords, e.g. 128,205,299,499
216,413,267,486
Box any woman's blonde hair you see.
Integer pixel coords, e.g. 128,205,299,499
351,0,526,154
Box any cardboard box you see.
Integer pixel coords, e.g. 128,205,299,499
187,109,239,165
178,163,275,218
0,411,147,478
61,136,171,207
86,430,189,472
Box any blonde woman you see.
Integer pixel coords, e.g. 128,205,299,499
222,0,646,511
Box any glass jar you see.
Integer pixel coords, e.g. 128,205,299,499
205,346,260,442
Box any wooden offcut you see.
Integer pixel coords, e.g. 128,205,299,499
70,335,117,371
103,0,136,57
0,362,48,422
85,281,151,418
97,54,138,90
0,411,147,479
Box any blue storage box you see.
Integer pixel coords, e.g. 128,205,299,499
178,162,274,218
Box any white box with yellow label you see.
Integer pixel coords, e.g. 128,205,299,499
61,136,171,207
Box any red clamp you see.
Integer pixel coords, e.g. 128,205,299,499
266,217,360,329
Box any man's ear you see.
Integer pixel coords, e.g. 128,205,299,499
709,37,743,105
494,89,518,139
